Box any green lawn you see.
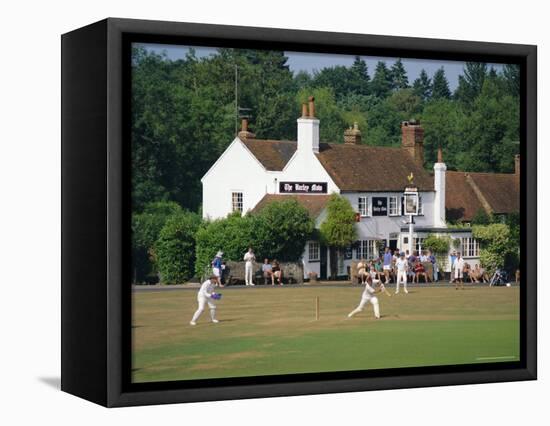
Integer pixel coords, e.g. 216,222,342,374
132,285,520,383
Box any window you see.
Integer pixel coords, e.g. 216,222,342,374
358,196,369,217
356,240,377,260
389,196,399,216
231,192,243,213
308,241,320,262
413,237,426,253
461,237,479,257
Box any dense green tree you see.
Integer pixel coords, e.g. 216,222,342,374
431,67,451,99
349,56,371,95
253,199,315,261
156,211,202,283
454,62,487,105
390,59,409,90
131,201,184,283
412,69,432,101
370,61,393,98
472,223,515,274
502,64,520,97
319,194,357,278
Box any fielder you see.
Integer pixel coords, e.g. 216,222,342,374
243,247,256,286
348,280,381,319
395,252,409,294
190,276,221,326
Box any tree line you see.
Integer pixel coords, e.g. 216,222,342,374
132,46,520,214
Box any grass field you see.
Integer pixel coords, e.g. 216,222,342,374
132,285,519,383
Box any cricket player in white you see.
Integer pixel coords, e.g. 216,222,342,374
190,276,220,325
348,281,380,319
395,252,409,294
454,252,465,290
243,247,256,286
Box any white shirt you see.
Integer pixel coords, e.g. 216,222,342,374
198,279,215,299
455,257,465,271
362,283,376,299
244,252,255,263
396,258,408,272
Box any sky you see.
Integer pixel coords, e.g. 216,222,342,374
136,43,505,91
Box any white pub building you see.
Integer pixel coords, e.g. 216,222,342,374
201,98,519,279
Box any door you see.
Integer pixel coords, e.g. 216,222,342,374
320,245,328,280
389,239,398,252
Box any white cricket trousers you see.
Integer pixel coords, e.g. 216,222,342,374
396,270,408,293
191,296,216,323
349,296,380,319
245,261,253,285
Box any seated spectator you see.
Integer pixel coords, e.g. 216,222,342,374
262,258,274,285
463,262,473,282
272,260,283,286
357,259,368,284
413,259,429,283
471,264,490,283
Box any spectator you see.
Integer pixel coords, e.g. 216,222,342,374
454,252,465,289
262,258,274,285
272,260,283,285
471,264,490,283
463,262,473,283
420,251,429,262
449,251,457,283
357,259,368,284
428,250,438,282
383,247,393,284
413,259,430,283
211,251,223,287
515,269,520,284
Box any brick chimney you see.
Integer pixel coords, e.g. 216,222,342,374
238,118,255,140
344,122,362,145
297,96,319,154
401,119,424,165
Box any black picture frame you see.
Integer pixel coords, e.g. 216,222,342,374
61,17,537,407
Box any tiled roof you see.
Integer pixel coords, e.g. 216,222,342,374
316,143,434,192
251,194,331,218
241,138,434,191
445,171,519,221
241,139,297,171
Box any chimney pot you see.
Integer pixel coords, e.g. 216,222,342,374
344,122,362,144
238,118,255,140
437,146,443,163
301,103,308,118
515,154,520,177
308,96,316,118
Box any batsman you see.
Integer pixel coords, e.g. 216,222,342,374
347,279,384,320
190,275,222,326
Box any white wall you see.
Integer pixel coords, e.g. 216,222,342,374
342,191,437,243
279,148,339,193
202,138,271,219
